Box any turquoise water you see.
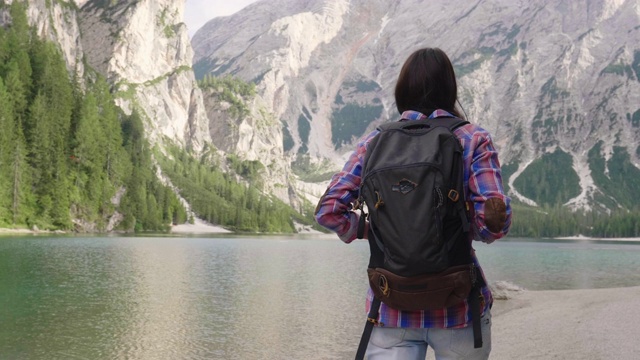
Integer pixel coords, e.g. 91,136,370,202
0,235,638,359
475,238,640,290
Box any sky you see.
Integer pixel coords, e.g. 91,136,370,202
184,0,260,38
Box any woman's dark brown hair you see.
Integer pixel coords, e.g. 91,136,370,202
394,47,464,118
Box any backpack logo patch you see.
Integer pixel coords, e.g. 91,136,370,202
391,179,417,195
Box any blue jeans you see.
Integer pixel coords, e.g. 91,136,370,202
365,310,492,360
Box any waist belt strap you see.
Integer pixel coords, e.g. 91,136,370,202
354,297,382,360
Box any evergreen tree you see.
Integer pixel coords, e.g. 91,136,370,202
72,92,107,220
3,1,32,89
9,116,34,226
28,93,54,225
93,78,130,186
2,61,28,127
0,78,14,224
38,44,74,228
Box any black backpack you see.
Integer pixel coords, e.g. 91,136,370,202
354,117,485,359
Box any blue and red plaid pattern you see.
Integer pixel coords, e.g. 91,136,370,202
315,109,512,328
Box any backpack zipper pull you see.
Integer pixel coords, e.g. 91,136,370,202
374,191,384,209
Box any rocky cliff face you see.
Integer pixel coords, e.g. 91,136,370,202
200,84,295,205
4,0,299,208
9,0,639,213
6,0,211,151
77,0,209,151
3,0,85,77
192,0,640,212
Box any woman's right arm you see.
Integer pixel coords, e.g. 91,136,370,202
314,134,374,243
466,130,512,243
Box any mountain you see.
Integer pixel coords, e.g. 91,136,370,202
192,0,640,213
0,0,314,232
78,0,209,150
77,0,296,204
3,0,638,235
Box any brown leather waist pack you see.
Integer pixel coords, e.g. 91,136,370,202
367,264,473,311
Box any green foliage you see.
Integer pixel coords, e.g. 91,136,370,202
500,162,518,195
117,110,186,232
198,74,255,118
157,145,320,233
47,0,79,11
508,203,640,238
353,80,381,92
497,42,518,58
226,154,265,184
505,24,521,41
84,0,137,13
282,123,294,152
0,78,14,223
540,76,569,99
155,6,179,38
163,25,175,38
588,142,640,210
0,10,184,232
513,149,581,206
601,60,634,79
453,47,496,77
633,50,640,81
143,66,191,87
291,155,335,183
297,115,310,153
331,103,383,149
301,106,312,120
192,58,216,80
508,144,640,237
628,109,640,127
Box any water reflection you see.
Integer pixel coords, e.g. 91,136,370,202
0,237,140,359
0,236,639,359
115,238,196,359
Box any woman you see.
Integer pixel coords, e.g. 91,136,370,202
315,47,511,359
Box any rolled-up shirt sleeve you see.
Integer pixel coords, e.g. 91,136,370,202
315,134,374,243
460,127,512,243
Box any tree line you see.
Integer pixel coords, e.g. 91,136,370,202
508,204,640,238
156,144,320,233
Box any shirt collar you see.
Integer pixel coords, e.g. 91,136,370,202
401,109,454,121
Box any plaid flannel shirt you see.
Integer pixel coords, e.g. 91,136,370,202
315,109,512,328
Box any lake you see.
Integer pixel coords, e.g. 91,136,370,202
1,235,639,359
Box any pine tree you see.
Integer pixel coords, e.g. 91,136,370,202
4,1,32,89
9,117,34,226
0,78,14,224
28,93,54,225
72,92,106,220
93,77,130,186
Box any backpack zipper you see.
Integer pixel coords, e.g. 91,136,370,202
361,162,444,182
434,187,444,245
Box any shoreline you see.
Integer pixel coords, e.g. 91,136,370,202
0,219,324,236
3,226,639,242
170,218,231,234
553,235,640,242
425,284,640,359
488,285,640,360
